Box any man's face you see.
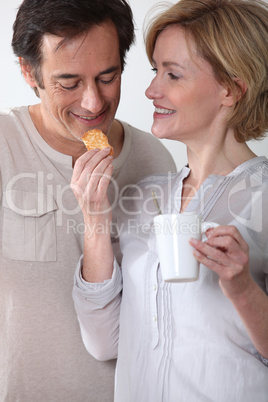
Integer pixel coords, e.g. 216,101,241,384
33,20,121,143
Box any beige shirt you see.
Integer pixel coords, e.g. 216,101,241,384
0,106,176,402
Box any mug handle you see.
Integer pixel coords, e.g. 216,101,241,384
201,222,219,240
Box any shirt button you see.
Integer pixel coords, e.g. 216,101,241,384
153,315,157,322
153,284,157,291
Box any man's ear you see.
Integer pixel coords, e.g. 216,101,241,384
222,78,247,107
19,57,37,88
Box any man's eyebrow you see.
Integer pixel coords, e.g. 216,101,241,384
53,66,121,80
99,66,121,75
53,73,79,80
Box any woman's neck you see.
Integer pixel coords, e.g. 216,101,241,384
179,132,256,213
185,131,256,187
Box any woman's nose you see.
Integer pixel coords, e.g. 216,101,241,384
145,76,163,100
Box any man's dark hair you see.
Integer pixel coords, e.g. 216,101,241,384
12,0,135,89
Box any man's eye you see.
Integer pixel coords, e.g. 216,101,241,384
61,83,79,90
99,76,116,85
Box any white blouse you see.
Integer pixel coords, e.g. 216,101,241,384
73,156,268,402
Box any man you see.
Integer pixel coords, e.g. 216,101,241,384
0,0,176,401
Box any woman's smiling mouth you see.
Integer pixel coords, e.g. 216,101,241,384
155,107,176,115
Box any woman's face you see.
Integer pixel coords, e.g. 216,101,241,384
145,25,228,145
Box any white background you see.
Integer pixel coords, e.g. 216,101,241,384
1,0,267,170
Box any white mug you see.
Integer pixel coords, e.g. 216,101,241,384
153,214,218,283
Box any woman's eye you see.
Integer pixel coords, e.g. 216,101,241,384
168,72,180,80
61,83,79,90
151,68,157,74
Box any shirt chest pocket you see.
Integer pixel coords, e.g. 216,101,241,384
2,190,58,262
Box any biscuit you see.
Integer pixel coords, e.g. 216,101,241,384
82,129,114,155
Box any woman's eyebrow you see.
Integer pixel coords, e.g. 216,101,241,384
151,58,185,70
162,61,185,69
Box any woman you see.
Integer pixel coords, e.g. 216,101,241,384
72,0,268,401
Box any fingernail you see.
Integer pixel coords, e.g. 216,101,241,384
193,249,201,257
189,238,198,245
206,228,214,238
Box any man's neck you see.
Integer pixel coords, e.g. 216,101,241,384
107,119,124,159
28,104,86,158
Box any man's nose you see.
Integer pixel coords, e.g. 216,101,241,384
80,84,104,113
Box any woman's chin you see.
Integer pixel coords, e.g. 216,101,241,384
151,129,169,140
151,124,164,137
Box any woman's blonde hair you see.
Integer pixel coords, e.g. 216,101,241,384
145,0,268,142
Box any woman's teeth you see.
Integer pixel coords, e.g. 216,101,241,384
155,108,175,115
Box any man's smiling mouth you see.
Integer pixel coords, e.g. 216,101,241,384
74,112,103,121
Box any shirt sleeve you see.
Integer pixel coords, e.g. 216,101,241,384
72,254,122,361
